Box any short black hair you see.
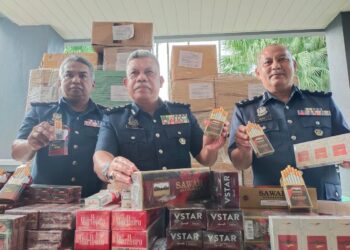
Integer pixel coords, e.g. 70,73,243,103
59,55,95,80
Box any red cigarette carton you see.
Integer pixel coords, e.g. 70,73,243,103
111,207,163,231
76,207,116,230
74,230,110,250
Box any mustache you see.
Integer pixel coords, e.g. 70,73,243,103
133,82,151,90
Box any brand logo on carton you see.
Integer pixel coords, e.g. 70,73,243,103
174,212,203,221
209,212,240,221
207,233,237,243
170,232,200,241
114,233,143,247
176,179,202,192
258,190,284,199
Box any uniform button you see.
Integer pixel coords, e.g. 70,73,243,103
315,121,320,125
73,145,78,149
285,106,290,110
287,119,293,124
74,131,79,135
335,191,339,197
158,149,163,154
291,135,296,140
177,131,182,135
72,161,77,166
131,136,136,140
76,117,80,120
153,119,157,123
155,133,160,138
71,177,76,182
162,166,167,170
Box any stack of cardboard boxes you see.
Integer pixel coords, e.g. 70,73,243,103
90,21,153,108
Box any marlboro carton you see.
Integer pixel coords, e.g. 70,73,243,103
203,231,243,250
76,206,119,230
74,230,110,250
294,133,350,169
269,216,302,250
167,229,203,250
168,203,206,230
111,215,164,249
210,169,239,208
131,167,210,209
111,207,163,231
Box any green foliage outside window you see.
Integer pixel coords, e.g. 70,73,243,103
221,36,329,91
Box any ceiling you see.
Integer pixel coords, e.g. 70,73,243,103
1,0,350,41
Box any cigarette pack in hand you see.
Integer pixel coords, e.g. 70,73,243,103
204,107,228,138
280,165,313,211
246,122,274,158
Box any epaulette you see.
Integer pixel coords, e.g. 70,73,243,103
167,101,190,108
30,102,58,107
104,104,131,114
236,95,263,107
301,89,332,97
96,103,107,110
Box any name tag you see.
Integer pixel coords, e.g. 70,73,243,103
160,114,189,125
84,119,101,127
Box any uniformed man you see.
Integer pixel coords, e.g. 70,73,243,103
12,55,104,197
228,44,350,200
93,50,229,190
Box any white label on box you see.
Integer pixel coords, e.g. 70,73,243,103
261,200,288,206
244,220,254,240
189,83,214,99
112,24,135,41
110,85,131,102
178,50,203,69
116,52,131,71
248,83,265,99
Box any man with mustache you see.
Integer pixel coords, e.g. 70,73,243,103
93,50,229,191
228,44,350,200
12,56,104,197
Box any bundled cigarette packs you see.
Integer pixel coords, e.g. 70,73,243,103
203,231,243,250
204,107,228,138
280,165,313,211
131,167,210,210
294,133,350,169
168,203,207,230
246,122,274,158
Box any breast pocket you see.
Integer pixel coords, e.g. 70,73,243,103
118,129,149,160
82,127,100,140
300,116,331,139
257,120,284,148
164,125,191,159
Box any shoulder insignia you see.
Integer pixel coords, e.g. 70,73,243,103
167,101,190,108
301,89,332,97
30,102,58,107
104,104,131,115
236,95,263,107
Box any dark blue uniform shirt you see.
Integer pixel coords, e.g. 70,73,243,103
16,98,104,197
228,86,350,200
95,100,203,170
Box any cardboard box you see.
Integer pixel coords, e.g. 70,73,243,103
131,167,210,210
239,186,318,209
171,45,217,80
317,200,350,215
26,68,60,112
92,22,153,53
214,74,262,112
269,216,302,250
294,133,350,169
171,77,215,112
103,46,152,71
300,217,331,250
41,53,98,69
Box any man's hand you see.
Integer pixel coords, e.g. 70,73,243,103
340,161,350,169
27,122,55,151
203,121,230,151
235,125,252,151
107,156,139,191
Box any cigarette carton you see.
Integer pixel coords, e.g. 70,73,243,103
269,216,301,250
203,231,243,250
131,167,210,209
168,203,206,230
206,205,243,232
167,229,203,250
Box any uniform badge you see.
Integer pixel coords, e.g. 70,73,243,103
298,108,331,116
314,128,324,136
84,119,101,128
160,114,189,125
127,116,140,129
255,106,271,122
179,138,186,145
